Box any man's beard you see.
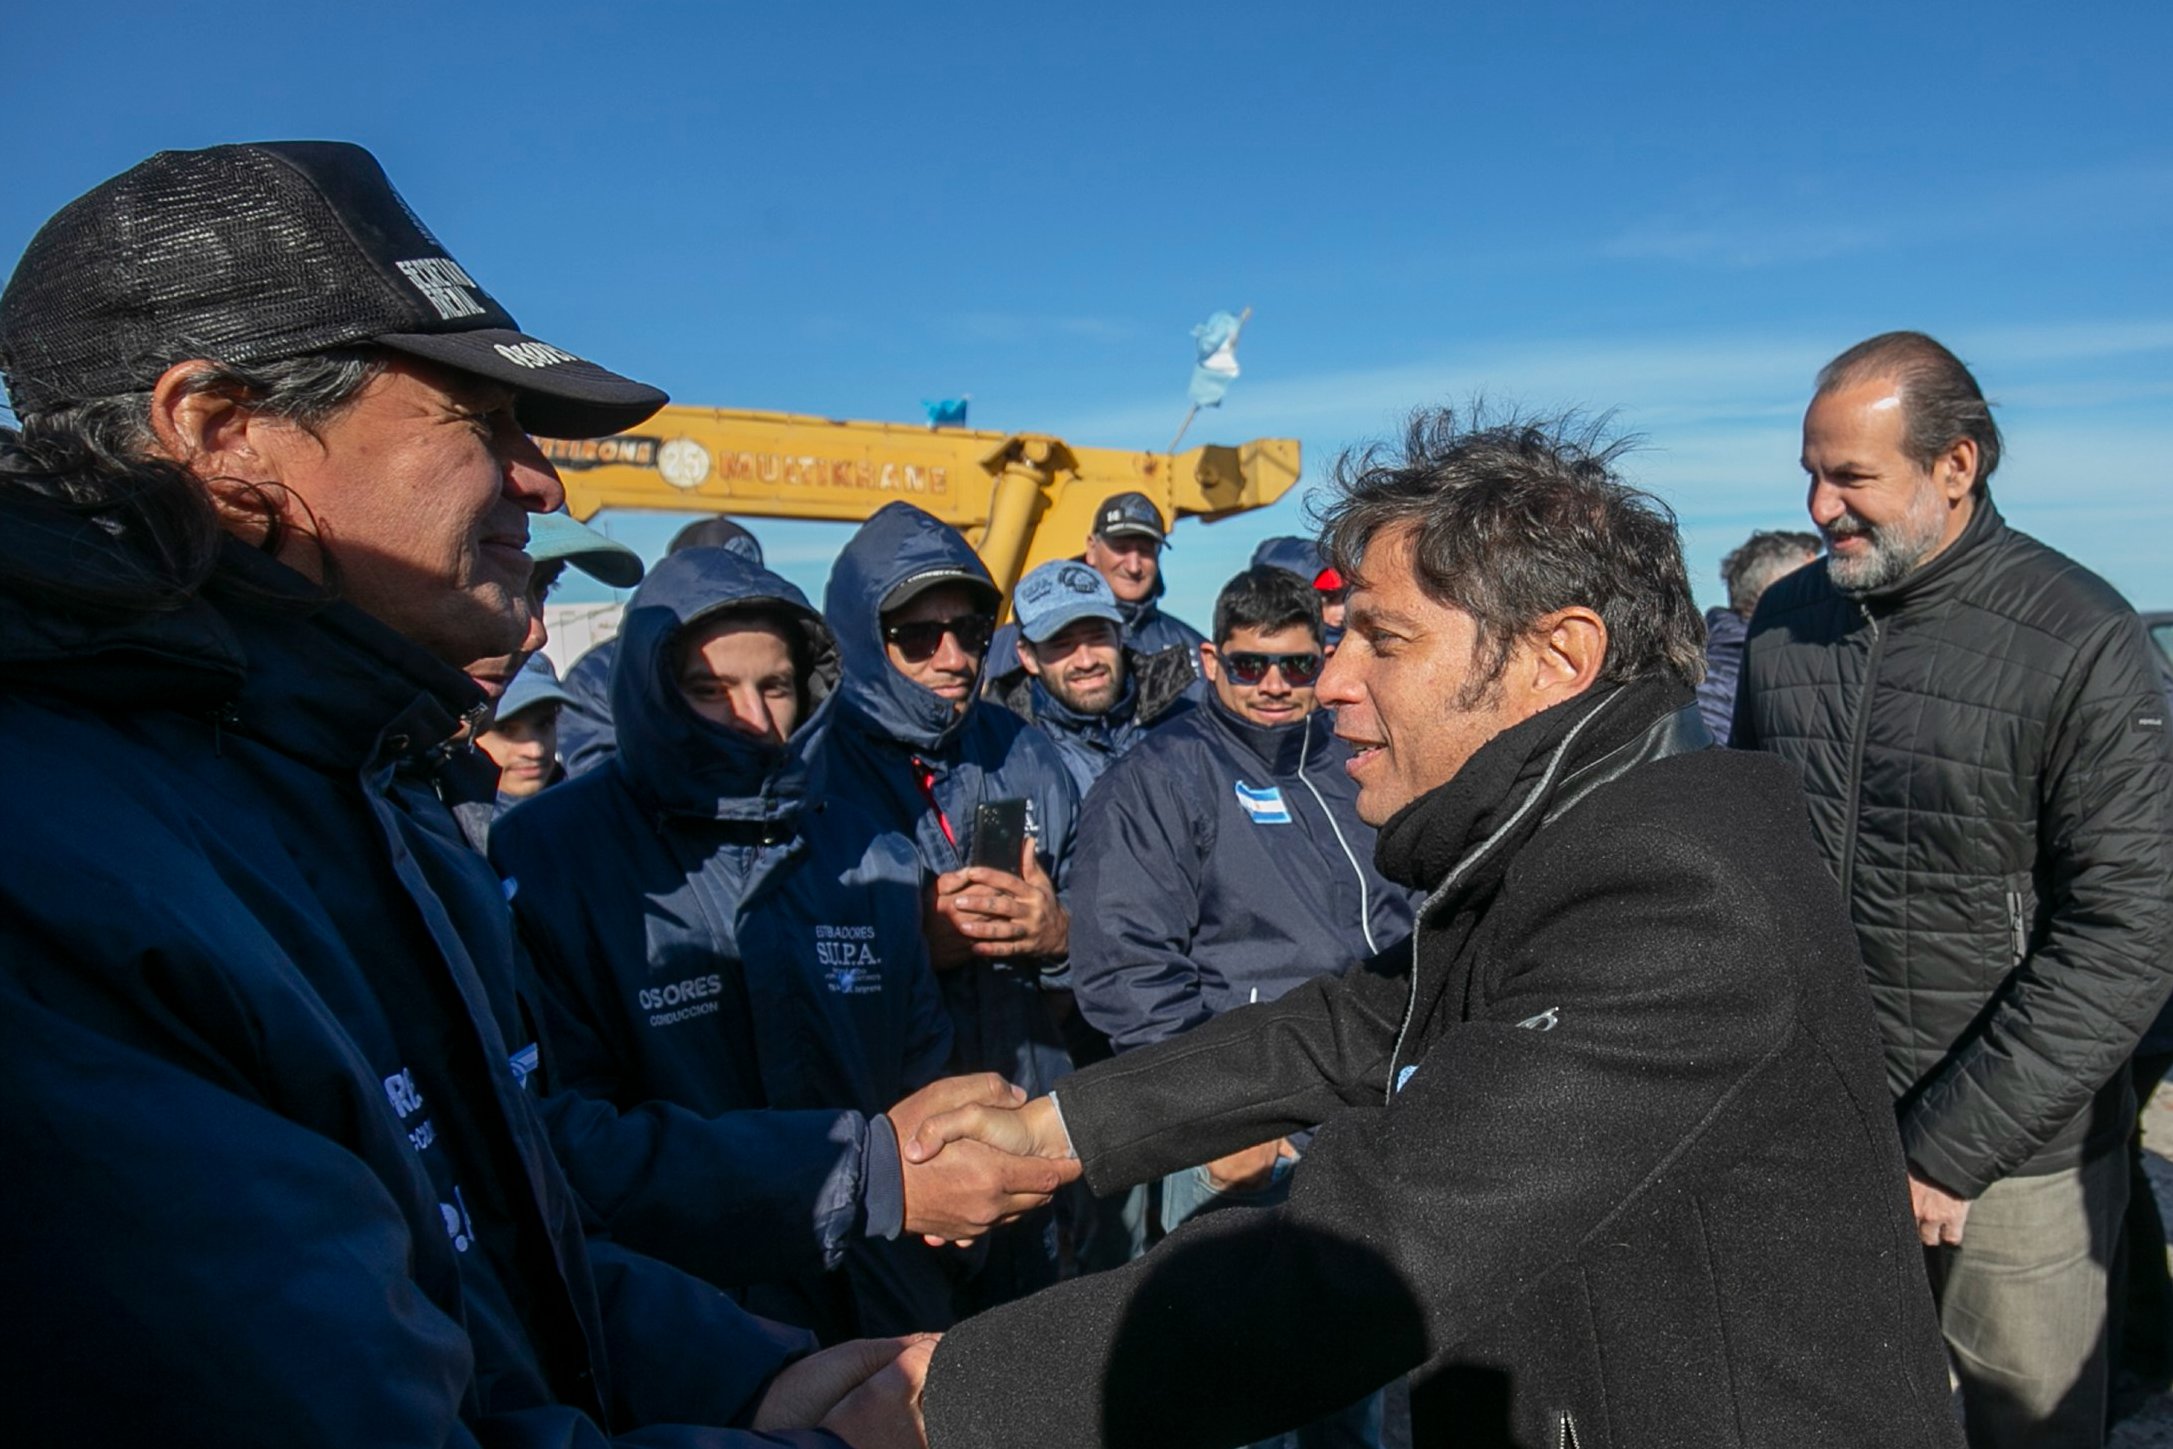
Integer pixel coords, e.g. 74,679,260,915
1045,663,1122,716
1824,490,1949,595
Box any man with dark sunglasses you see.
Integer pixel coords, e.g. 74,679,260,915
810,502,1086,1312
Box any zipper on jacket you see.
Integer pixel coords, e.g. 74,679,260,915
1836,602,1887,903
1295,719,1379,955
1553,1409,1584,1449
2006,888,2028,968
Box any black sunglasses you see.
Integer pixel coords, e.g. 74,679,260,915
883,613,995,663
1221,651,1323,686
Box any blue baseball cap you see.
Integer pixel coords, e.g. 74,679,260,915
1013,559,1123,644
529,510,645,588
493,654,575,724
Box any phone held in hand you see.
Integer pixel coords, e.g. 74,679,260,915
968,798,1029,872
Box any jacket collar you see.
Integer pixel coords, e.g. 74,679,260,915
1375,678,1704,900
209,540,487,774
1204,693,1335,776
1028,671,1138,739
1850,491,2007,611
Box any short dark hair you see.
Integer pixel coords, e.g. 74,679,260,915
1814,331,2002,493
1720,529,1822,616
1319,406,1704,697
1212,565,1322,648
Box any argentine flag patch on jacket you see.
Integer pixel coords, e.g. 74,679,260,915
1233,780,1292,825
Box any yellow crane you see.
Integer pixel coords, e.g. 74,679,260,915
541,405,1301,605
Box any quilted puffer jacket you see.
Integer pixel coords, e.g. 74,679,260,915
1733,496,2173,1196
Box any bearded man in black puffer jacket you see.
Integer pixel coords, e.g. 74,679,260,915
895,408,1961,1449
1733,332,2173,1449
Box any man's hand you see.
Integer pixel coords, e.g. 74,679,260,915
1909,1170,1972,1247
933,838,1070,959
885,1074,1062,1244
905,1092,1080,1171
921,881,977,972
904,1138,1067,1245
818,1334,938,1449
1203,1137,1295,1194
752,1337,917,1432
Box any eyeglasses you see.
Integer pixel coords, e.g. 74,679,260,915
882,614,995,663
1220,651,1323,687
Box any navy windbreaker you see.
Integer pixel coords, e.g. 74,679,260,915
0,532,828,1449
1069,696,1417,1052
491,548,954,1338
808,503,1083,1098
558,636,619,774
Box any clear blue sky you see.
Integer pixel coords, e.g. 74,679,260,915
6,1,2168,628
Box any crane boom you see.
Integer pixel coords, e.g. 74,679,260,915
540,405,1301,602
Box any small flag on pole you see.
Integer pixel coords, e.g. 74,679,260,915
1188,310,1245,408
923,397,969,429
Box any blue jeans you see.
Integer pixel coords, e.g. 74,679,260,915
1159,1162,1386,1449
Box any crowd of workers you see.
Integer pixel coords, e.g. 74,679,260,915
2,141,2169,1449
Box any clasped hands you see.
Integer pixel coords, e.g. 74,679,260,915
926,837,1070,969
888,1074,1081,1247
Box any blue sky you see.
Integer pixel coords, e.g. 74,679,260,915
6,1,2168,629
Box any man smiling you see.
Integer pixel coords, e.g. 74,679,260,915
903,408,1960,1449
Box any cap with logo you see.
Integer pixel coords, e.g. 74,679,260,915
1091,491,1169,545
0,141,666,440
667,517,764,565
494,654,576,725
879,567,1002,616
1012,559,1123,644
528,511,645,589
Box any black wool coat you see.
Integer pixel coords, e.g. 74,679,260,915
923,681,1960,1449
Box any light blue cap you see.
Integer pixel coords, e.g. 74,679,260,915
529,510,644,588
494,654,576,724
1013,559,1123,644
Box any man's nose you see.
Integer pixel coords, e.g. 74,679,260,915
1806,478,1846,530
503,429,567,514
728,686,774,738
1315,646,1359,708
932,632,975,673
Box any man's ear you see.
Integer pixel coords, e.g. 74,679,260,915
1527,607,1607,702
1933,437,1979,504
1198,641,1221,684
1016,639,1041,679
146,361,260,476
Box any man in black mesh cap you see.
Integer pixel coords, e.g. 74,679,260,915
0,143,931,1448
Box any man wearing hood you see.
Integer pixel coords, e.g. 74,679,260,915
983,559,1196,797
0,142,926,1447
899,408,1961,1449
493,547,1054,1340
558,515,765,774
811,502,1085,1304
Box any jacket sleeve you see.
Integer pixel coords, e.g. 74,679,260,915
1066,754,1217,1050
925,817,1805,1449
0,968,841,1449
1900,611,2173,1195
1057,937,1413,1191
516,923,878,1283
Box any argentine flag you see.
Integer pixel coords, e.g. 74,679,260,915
1189,310,1244,408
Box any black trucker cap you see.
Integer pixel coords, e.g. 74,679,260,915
1092,490,1169,545
0,141,666,440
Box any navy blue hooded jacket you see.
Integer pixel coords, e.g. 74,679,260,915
492,548,953,1338
808,503,1083,1097
0,528,829,1449
1070,696,1416,1052
558,637,620,774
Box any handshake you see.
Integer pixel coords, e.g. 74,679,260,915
886,1073,1083,1246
